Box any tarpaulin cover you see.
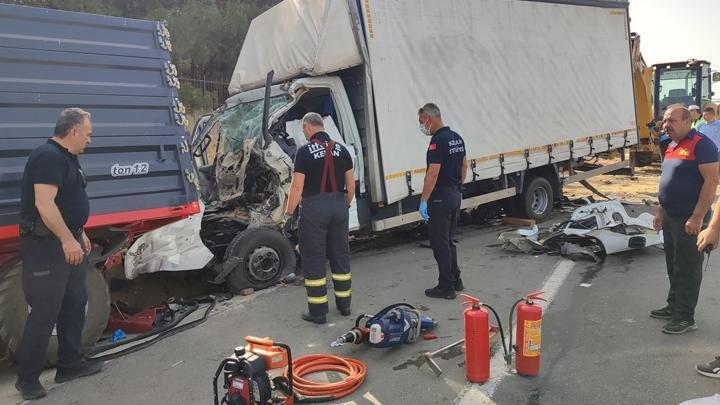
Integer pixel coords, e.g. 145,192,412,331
228,0,363,94
362,0,637,203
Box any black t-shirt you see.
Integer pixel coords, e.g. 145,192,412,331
20,139,90,231
426,127,466,187
293,132,354,198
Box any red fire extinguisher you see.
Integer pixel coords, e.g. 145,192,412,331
461,294,490,383
508,292,547,376
460,294,510,383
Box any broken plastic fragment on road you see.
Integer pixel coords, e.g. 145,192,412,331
498,200,663,264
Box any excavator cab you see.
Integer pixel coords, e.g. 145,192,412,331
631,32,717,166
652,60,712,121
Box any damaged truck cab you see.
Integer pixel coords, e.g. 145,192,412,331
192,76,367,291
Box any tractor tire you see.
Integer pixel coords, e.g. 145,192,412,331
0,261,110,365
512,176,554,222
223,227,295,293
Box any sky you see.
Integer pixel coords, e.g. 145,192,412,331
629,0,719,66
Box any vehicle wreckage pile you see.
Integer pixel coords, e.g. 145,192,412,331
499,200,663,263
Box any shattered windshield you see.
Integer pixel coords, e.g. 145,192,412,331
219,95,290,152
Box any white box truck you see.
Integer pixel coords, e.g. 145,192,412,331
192,0,636,249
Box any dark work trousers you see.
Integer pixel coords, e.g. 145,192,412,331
662,212,708,323
428,186,462,291
16,235,87,383
299,192,351,316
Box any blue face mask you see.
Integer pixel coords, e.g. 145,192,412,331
419,119,432,136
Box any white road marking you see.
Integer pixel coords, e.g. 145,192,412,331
363,392,384,404
454,259,576,405
335,392,384,405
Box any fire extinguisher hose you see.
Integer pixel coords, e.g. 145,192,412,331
481,303,509,362
507,298,525,364
288,354,367,402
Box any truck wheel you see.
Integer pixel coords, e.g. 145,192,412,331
515,176,554,221
0,262,110,365
223,227,295,293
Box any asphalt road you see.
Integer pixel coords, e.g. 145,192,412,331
2,209,720,405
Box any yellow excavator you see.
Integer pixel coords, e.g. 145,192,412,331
631,33,717,166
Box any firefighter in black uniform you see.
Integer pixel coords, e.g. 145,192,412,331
284,112,355,324
16,108,103,400
418,103,468,300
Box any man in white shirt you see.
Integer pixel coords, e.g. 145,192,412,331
697,106,720,151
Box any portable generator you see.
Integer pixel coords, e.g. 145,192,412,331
213,336,294,405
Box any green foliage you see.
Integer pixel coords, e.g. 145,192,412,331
147,1,224,76
1,0,280,82
178,82,218,112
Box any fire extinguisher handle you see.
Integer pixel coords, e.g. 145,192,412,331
460,293,480,306
526,291,547,302
459,293,478,301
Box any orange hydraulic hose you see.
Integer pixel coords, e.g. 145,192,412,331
287,354,367,401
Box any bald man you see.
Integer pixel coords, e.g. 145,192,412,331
651,105,719,334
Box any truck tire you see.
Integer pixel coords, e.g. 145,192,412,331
223,227,295,293
514,176,554,221
0,262,110,365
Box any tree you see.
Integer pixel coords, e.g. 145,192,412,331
1,0,279,81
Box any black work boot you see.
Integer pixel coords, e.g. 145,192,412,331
454,278,465,292
338,307,351,317
662,319,697,335
425,286,457,300
15,380,47,400
302,312,327,324
55,360,104,384
650,305,674,319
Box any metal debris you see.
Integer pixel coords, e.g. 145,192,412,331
498,225,541,253
498,200,663,261
124,202,215,279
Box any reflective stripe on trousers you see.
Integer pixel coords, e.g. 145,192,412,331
299,192,351,315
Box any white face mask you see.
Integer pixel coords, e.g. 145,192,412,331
419,119,432,136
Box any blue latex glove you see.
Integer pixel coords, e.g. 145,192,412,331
112,329,127,342
419,200,430,222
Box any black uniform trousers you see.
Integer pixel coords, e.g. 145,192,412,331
16,234,87,383
662,212,708,323
428,186,462,291
299,192,351,316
